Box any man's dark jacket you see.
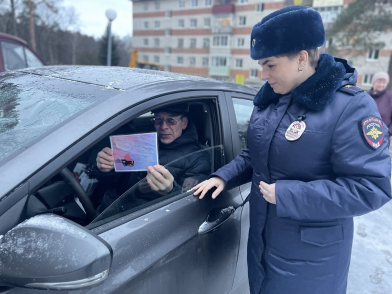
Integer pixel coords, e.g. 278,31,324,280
94,123,210,210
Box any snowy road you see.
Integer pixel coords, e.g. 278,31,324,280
347,200,392,294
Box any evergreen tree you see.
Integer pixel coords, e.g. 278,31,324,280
327,0,392,89
98,25,120,66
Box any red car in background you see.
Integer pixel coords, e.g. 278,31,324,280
0,32,45,72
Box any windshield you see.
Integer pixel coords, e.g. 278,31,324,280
0,74,113,163
90,145,224,226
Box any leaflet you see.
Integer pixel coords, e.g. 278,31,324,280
110,132,159,172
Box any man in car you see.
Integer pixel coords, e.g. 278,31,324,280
91,103,210,212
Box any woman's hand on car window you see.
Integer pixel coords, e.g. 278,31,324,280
193,177,225,200
96,147,114,172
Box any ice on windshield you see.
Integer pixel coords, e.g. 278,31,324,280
0,81,94,162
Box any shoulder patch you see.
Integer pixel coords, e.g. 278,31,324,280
338,85,364,96
359,116,384,149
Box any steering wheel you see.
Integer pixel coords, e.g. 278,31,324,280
59,167,97,221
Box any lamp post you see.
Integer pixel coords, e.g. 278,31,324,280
105,9,117,66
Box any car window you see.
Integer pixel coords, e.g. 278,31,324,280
25,47,44,68
1,41,27,71
91,145,223,226
232,98,254,150
0,77,108,164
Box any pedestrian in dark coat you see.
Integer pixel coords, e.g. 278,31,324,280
368,72,392,137
194,5,391,294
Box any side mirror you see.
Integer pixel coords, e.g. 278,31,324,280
0,214,112,290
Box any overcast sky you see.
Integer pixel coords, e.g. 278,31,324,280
62,0,133,39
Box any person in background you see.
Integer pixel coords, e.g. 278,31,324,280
368,72,392,140
193,5,391,294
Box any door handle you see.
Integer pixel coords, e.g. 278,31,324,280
198,206,235,234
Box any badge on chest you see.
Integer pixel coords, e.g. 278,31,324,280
285,115,306,141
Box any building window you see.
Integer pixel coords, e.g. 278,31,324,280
189,57,196,66
239,0,248,3
190,19,198,27
154,21,160,29
203,38,210,48
204,18,211,27
178,38,184,48
362,74,374,85
211,56,227,67
205,0,212,6
191,0,198,7
178,19,185,27
154,38,160,47
179,0,185,8
165,65,171,71
154,56,160,63
143,55,149,62
367,49,380,60
237,37,245,47
202,57,209,67
166,29,172,36
213,36,228,47
190,38,197,48
143,2,149,11
177,56,184,65
166,10,172,18
236,59,243,68
250,69,258,78
238,16,246,26
256,3,264,12
143,38,149,46
165,47,172,54
155,2,160,9
143,21,149,29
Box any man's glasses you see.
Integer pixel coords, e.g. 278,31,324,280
152,117,182,126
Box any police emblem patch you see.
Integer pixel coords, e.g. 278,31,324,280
360,116,384,149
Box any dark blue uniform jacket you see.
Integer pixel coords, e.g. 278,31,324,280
213,54,391,294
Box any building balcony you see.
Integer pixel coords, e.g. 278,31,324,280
212,3,235,14
212,26,233,34
209,66,230,77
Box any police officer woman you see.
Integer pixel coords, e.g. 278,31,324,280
193,5,391,294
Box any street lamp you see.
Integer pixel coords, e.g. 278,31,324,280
105,9,117,66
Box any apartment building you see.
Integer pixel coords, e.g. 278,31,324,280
132,0,287,87
313,0,392,90
132,0,392,89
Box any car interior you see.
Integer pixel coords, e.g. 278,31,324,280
24,100,223,227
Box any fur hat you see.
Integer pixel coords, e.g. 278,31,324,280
371,72,390,85
152,103,189,116
250,5,325,60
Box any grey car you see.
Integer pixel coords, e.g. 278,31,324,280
0,66,257,293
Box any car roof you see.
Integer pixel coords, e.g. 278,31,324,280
20,65,257,93
0,32,28,45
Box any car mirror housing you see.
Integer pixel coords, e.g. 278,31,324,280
0,214,112,290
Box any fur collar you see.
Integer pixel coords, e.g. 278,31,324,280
253,53,346,111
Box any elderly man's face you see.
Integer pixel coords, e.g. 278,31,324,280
154,112,188,144
374,79,388,92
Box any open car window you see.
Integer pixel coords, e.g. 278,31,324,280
90,145,224,226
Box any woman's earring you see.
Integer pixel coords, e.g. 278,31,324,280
298,66,303,72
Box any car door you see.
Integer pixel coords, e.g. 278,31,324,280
0,91,244,294
224,91,257,294
83,92,244,294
